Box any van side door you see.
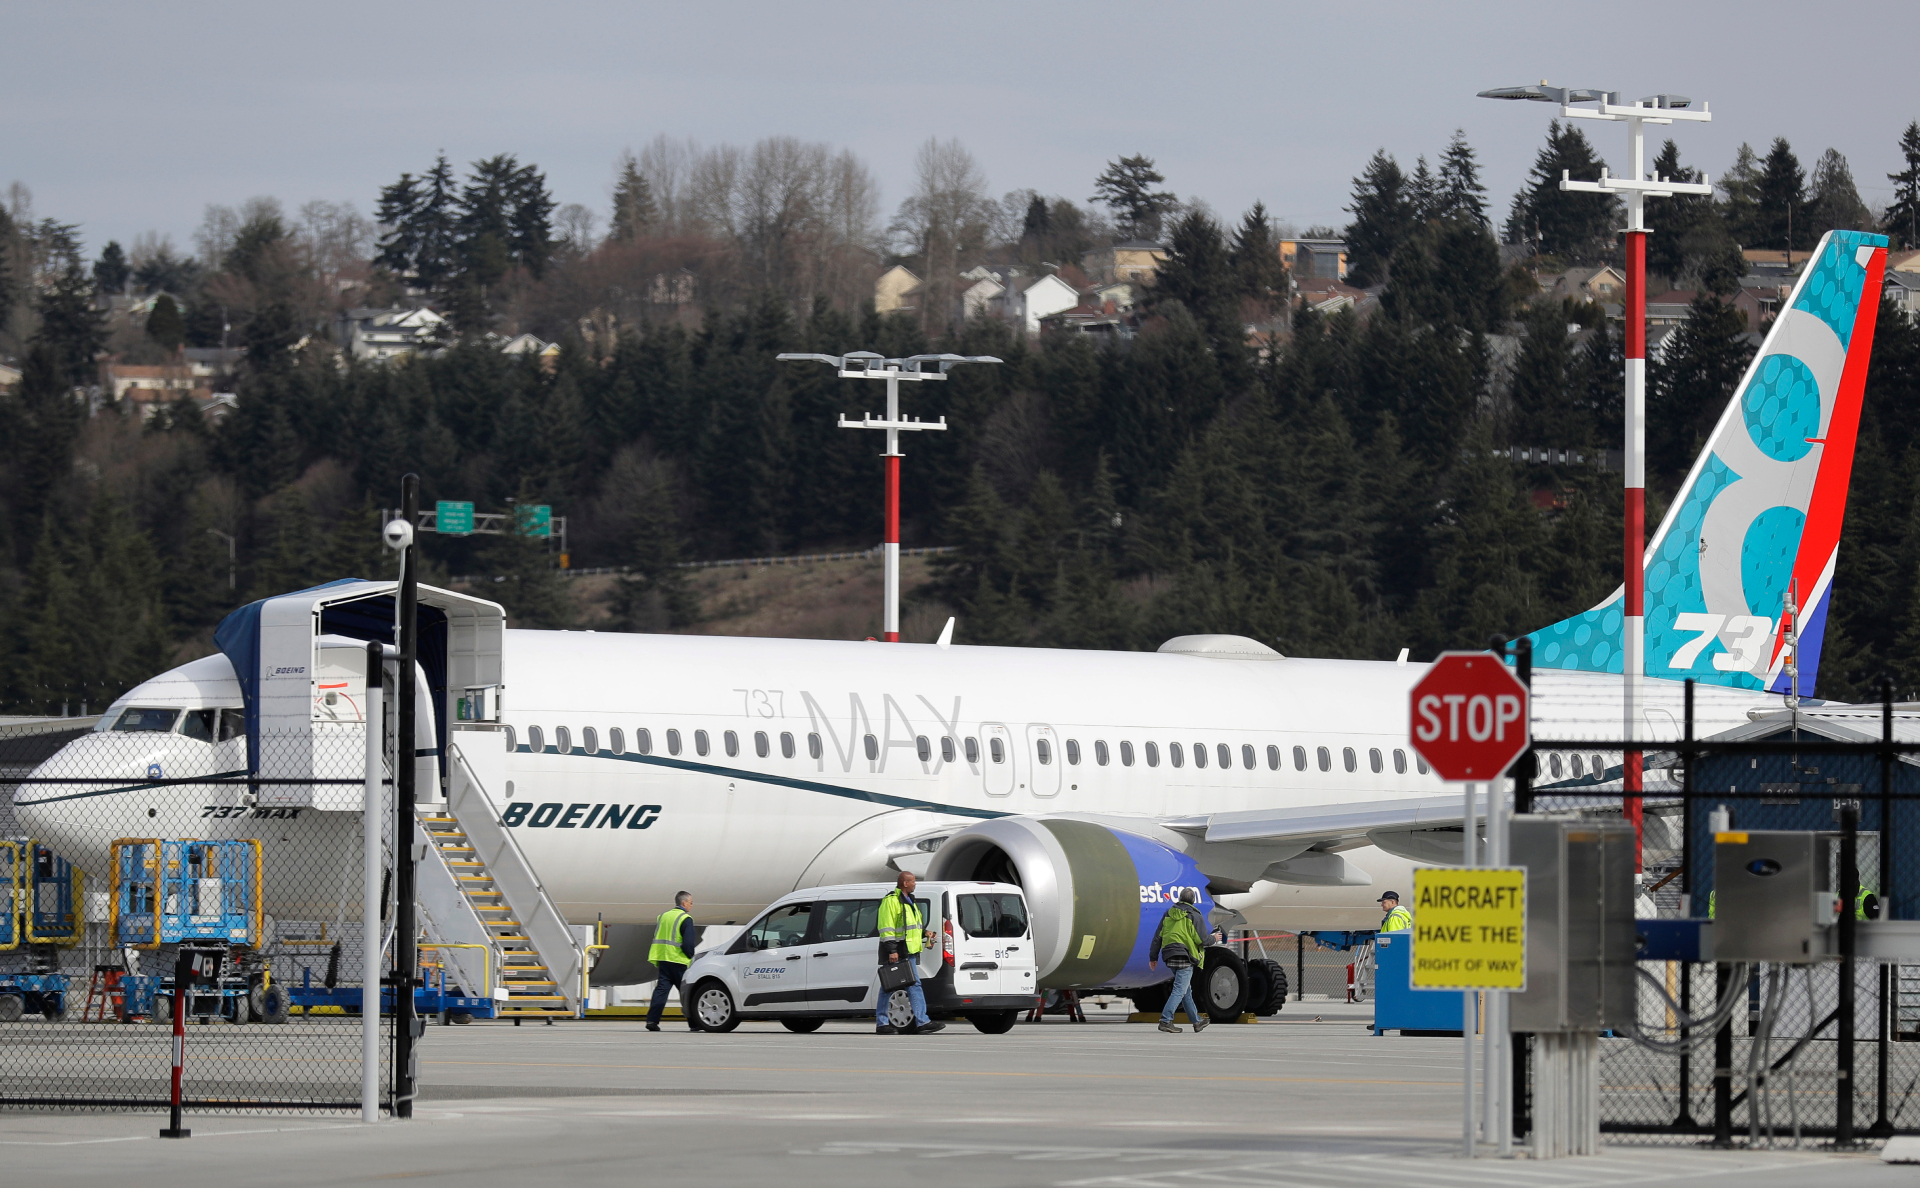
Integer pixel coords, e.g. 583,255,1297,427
735,898,815,1010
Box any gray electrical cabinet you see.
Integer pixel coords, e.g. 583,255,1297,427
1509,816,1638,1032
1712,831,1839,963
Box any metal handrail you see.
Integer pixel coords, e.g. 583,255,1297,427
420,943,493,998
0,841,17,952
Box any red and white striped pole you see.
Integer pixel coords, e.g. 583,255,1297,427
160,973,189,1138
1623,200,1647,872
883,374,902,643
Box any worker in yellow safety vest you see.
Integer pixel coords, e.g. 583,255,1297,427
1377,891,1412,932
646,891,696,1032
875,871,943,1035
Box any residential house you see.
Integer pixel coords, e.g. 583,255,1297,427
1645,291,1698,326
1293,277,1374,317
1886,269,1920,321
1279,238,1347,281
1888,249,1920,276
1081,241,1166,287
1742,248,1808,279
499,333,562,369
874,265,921,315
336,307,446,362
1006,273,1083,336
1038,299,1131,341
648,268,696,307
1544,266,1625,304
960,273,1007,321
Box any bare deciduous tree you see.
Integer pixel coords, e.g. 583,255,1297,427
890,138,995,330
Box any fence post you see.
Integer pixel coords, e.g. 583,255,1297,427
362,640,385,1123
1713,962,1734,1146
1295,932,1303,1003
394,474,420,1119
1677,679,1696,1129
1510,635,1531,1145
1839,798,1859,1145
1879,677,1895,1137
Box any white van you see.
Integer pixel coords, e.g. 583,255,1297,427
681,881,1036,1034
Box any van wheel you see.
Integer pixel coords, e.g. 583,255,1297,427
692,981,740,1032
780,1018,823,1034
969,1010,1018,1034
1201,948,1249,1023
449,1012,474,1025
1249,959,1288,1015
885,989,917,1030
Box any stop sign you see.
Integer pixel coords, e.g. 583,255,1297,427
1408,652,1530,781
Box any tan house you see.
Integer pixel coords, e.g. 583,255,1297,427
874,264,921,315
1544,266,1626,303
1081,241,1167,287
1279,239,1347,281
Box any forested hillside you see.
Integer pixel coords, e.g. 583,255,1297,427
0,124,1916,714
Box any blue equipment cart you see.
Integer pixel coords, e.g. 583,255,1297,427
1371,930,1471,1036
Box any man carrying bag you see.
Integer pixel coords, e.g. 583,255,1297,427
875,871,944,1035
1147,888,1210,1034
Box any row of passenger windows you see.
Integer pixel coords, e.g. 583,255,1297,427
504,724,1429,776
1547,753,1609,779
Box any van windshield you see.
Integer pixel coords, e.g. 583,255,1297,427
958,893,1028,939
114,708,180,733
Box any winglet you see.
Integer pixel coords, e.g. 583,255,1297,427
936,617,955,649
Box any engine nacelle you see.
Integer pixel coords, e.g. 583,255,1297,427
925,816,1213,990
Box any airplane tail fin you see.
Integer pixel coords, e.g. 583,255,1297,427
1530,230,1890,697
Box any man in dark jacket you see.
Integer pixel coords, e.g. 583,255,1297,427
646,891,696,1031
1147,888,1209,1035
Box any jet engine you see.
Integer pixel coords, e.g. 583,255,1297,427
925,816,1215,991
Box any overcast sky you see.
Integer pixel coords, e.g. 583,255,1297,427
7,1,1914,256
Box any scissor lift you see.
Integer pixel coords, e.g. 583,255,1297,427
0,839,86,1021
110,838,271,1023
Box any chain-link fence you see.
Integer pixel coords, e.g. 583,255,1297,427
1,718,394,1113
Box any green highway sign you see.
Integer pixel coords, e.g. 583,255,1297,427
519,504,552,538
435,500,474,535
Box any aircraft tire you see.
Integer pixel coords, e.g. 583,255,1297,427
969,1010,1018,1034
691,980,740,1032
780,1018,823,1034
1249,959,1288,1015
1200,947,1249,1023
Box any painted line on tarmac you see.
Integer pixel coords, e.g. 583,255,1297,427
421,1059,1450,1087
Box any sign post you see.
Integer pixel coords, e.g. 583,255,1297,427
1409,652,1531,1158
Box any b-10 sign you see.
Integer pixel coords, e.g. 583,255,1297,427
1407,652,1530,781
1410,867,1527,990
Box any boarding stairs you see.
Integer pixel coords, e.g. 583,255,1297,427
413,743,585,1020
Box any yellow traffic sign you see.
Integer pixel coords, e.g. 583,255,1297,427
1410,867,1527,990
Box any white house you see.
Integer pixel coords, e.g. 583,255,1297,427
336,307,446,362
1007,273,1082,335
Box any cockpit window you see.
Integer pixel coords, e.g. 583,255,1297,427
218,709,246,742
114,708,181,733
180,710,215,742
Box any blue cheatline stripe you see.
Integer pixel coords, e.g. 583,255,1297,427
1535,763,1626,792
14,770,255,806
512,745,1007,820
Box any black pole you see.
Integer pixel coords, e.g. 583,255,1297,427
1713,961,1734,1146
394,476,420,1118
1878,678,1895,1136
1295,931,1303,1003
1839,799,1859,1146
1876,963,1893,1136
1510,635,1531,1142
1676,679,1697,1129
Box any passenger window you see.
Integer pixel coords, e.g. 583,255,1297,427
746,902,814,950
781,732,795,759
179,710,215,742
863,734,879,761
1144,742,1160,768
218,709,246,742
916,735,931,762
555,726,572,753
1169,742,1184,769
638,728,654,755
1550,754,1563,777
1095,740,1110,766
1293,746,1307,771
1417,756,1430,775
505,726,517,751
1121,741,1136,766
809,733,823,760
1571,754,1584,777
1343,747,1356,773
1066,739,1081,765
1591,754,1603,775
754,730,769,758
583,727,599,754
989,737,1005,764
723,730,739,757
1219,743,1233,770
1316,747,1330,772
1241,744,1254,770
964,737,979,763
666,729,682,756
1266,745,1280,771
1393,748,1406,774
609,728,625,756
817,899,881,942
941,736,956,763
529,726,545,752
1188,743,1202,769
1369,748,1382,774
694,730,710,757
1036,739,1052,765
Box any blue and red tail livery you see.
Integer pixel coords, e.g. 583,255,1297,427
1529,230,1889,696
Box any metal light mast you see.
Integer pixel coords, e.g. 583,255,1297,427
776,351,1001,641
1481,83,1714,867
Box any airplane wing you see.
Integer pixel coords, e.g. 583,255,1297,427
1159,795,1479,866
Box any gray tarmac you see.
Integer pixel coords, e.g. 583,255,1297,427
0,1004,1906,1186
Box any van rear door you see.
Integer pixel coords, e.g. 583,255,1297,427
952,887,1032,996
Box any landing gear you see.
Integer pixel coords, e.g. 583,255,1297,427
1247,959,1288,1016
1201,946,1249,1023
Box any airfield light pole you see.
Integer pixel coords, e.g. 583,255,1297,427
775,351,1001,641
1480,84,1714,868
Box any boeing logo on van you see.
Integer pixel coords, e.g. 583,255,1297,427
501,801,661,830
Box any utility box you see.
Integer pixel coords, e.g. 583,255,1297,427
1509,816,1637,1032
1713,831,1840,963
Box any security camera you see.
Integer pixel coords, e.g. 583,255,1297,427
383,519,415,551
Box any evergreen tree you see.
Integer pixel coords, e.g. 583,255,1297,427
1885,121,1920,249
33,262,106,388
1343,150,1412,287
1406,156,1438,224
373,171,422,276
1507,121,1616,260
1229,202,1286,301
1507,301,1582,445
1807,148,1873,238
93,240,130,294
609,152,658,242
1646,140,1741,292
1435,130,1488,226
145,294,185,352
1021,193,1051,240
1152,211,1243,368
1647,293,1753,487
481,517,575,629
1755,138,1808,252
416,155,460,289
8,346,84,538
1720,142,1764,246
1090,155,1177,241
508,159,556,277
